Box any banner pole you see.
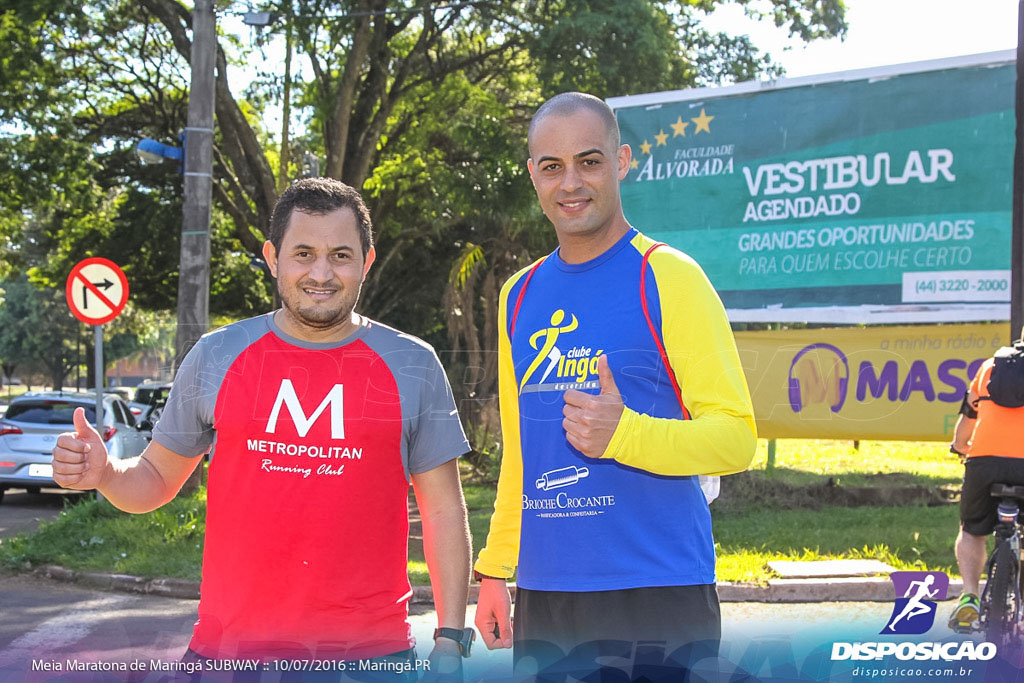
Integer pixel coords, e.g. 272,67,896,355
1012,0,1024,339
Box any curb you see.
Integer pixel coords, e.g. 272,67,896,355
32,566,963,604
719,577,965,603
35,565,201,600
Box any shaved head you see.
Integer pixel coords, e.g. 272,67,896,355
528,92,620,154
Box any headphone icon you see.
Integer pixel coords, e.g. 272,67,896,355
788,343,850,413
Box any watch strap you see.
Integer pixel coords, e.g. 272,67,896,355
433,627,475,657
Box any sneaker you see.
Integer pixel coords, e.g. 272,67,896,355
948,593,980,631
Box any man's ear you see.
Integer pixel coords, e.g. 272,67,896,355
262,240,278,278
527,158,537,186
616,144,632,181
362,246,376,280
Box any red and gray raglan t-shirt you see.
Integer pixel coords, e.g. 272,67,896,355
152,312,469,660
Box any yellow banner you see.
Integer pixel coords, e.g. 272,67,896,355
735,323,1011,441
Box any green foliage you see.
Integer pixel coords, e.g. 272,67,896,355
0,275,85,388
529,0,695,97
0,491,206,580
0,275,169,388
0,0,270,319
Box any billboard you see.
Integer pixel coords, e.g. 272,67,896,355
736,323,1010,440
609,52,1015,323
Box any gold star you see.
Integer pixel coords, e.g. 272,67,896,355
691,108,714,134
640,139,652,155
654,129,669,146
630,159,639,170
670,116,689,137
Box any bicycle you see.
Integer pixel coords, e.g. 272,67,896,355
976,483,1024,646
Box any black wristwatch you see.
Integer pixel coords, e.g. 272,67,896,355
433,627,475,657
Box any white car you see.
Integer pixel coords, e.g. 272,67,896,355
0,391,150,503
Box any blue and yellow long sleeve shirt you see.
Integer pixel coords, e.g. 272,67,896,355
475,228,756,591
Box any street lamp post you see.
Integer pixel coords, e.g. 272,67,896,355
176,0,216,372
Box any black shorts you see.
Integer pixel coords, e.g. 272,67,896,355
513,585,720,680
961,456,1024,536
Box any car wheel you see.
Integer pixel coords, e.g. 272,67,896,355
0,487,5,505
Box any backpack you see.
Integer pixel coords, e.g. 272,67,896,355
510,242,721,504
986,341,1024,408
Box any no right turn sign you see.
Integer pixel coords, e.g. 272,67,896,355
65,257,130,325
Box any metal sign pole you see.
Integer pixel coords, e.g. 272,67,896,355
94,324,104,503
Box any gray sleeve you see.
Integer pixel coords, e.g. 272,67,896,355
407,349,470,475
152,339,216,458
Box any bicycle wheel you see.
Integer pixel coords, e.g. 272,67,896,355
985,539,1018,644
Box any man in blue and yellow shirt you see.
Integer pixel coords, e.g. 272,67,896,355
473,92,756,673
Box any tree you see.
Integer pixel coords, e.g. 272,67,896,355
0,0,847,460
0,276,82,389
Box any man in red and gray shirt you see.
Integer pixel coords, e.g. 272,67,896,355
51,178,472,674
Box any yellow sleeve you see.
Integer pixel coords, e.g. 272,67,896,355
473,268,531,579
599,243,756,476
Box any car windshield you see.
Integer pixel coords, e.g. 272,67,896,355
6,401,95,425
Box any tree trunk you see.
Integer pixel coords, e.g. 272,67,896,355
84,337,95,389
179,462,205,497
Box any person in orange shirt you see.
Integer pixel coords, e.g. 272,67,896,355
948,327,1024,629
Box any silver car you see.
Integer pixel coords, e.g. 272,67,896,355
0,391,150,503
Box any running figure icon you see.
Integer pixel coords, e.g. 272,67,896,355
887,574,938,631
519,309,579,391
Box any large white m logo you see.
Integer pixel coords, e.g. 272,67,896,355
265,379,345,439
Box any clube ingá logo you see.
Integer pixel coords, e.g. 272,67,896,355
881,571,949,635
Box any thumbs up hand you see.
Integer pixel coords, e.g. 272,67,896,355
562,354,625,458
52,407,110,491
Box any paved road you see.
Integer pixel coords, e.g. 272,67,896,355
0,572,519,681
0,488,85,539
5,570,992,682
0,496,1012,680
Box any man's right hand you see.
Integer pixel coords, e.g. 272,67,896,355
52,407,110,491
475,577,513,649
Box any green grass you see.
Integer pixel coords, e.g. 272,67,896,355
751,438,963,488
714,504,960,583
0,491,206,580
706,439,964,582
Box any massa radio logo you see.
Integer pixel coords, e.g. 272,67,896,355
788,343,850,413
519,309,604,394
